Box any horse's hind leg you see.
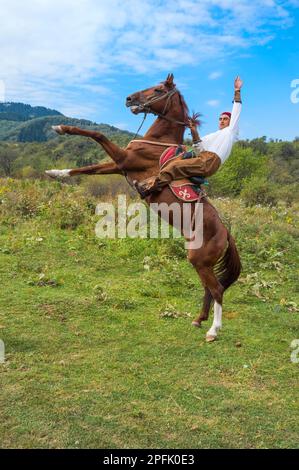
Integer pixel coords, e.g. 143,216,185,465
192,287,213,327
207,300,223,342
196,266,224,342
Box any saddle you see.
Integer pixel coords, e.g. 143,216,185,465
159,146,208,202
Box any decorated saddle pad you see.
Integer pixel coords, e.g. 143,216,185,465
159,146,206,202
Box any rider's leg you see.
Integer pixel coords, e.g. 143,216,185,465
135,151,221,197
158,150,221,182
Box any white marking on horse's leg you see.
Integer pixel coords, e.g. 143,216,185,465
206,302,222,341
45,169,71,179
214,301,222,330
52,125,65,135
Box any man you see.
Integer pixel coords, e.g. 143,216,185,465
135,76,243,197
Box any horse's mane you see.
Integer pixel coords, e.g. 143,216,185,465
176,88,201,127
161,79,200,132
176,88,189,124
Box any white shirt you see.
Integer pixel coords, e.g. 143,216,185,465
193,101,242,163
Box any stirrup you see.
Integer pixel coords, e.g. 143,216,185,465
133,180,162,199
133,180,153,199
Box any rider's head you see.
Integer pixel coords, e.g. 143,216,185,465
219,112,231,129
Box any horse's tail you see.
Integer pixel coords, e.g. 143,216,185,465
215,232,241,291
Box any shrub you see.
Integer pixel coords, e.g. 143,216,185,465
3,184,44,217
19,165,39,179
209,147,269,197
48,191,90,229
83,174,135,199
275,183,299,207
240,176,279,207
0,178,94,227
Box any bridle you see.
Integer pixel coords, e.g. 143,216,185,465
133,87,189,127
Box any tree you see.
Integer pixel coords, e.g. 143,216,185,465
0,144,18,176
209,147,269,196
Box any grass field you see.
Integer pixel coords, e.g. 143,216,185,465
0,180,298,448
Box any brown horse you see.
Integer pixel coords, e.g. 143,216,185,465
48,73,241,342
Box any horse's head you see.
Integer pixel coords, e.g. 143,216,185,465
126,73,178,117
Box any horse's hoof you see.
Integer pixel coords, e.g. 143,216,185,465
52,125,65,135
192,321,201,328
206,335,217,343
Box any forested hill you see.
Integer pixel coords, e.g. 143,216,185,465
0,102,134,143
0,102,63,122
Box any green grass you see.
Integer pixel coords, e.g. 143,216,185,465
0,188,298,448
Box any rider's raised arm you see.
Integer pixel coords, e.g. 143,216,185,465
229,101,242,134
229,76,243,134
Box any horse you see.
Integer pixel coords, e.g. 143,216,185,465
47,73,241,342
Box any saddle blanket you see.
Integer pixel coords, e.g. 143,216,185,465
159,146,206,202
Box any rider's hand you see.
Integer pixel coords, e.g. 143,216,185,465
234,76,243,91
188,118,197,131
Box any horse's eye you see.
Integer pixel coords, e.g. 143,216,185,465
154,88,164,93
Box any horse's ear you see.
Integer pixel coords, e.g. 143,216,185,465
165,73,175,89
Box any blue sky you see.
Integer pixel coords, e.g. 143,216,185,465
0,0,298,140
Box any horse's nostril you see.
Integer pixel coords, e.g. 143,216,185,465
126,96,134,107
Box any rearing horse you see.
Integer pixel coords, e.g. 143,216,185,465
49,73,241,342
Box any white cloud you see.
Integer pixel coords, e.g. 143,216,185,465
209,72,223,80
0,81,6,102
206,100,220,107
80,84,111,95
0,0,296,114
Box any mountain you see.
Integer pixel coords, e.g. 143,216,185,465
0,102,134,142
0,102,62,122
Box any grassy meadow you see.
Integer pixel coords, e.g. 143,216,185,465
0,177,298,449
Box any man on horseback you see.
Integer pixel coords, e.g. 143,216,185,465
45,73,242,342
135,76,243,198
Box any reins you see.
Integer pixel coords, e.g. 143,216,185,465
132,113,147,140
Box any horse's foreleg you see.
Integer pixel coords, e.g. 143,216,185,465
70,161,122,176
52,125,127,165
46,161,122,179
